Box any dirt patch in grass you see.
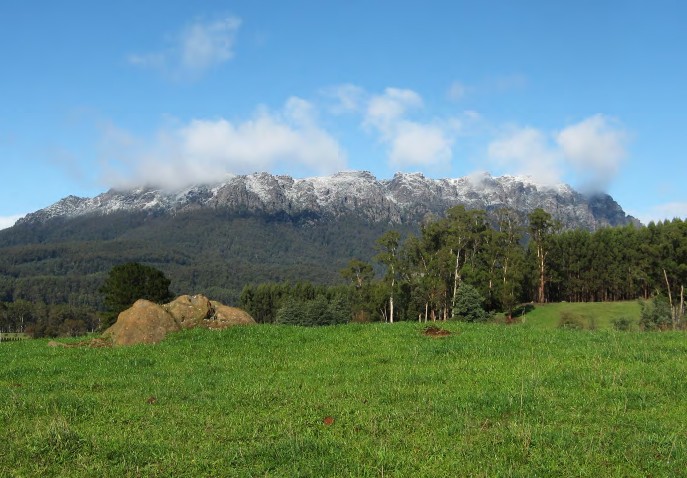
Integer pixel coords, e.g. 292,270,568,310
322,416,335,426
423,326,451,337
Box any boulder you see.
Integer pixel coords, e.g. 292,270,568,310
210,302,256,328
164,294,213,328
103,295,256,346
104,299,180,346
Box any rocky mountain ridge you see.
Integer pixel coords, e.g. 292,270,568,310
18,171,637,230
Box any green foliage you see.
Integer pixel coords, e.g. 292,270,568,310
275,294,351,326
639,296,673,331
0,210,402,309
99,262,172,328
452,283,488,322
612,316,633,331
1,207,686,325
0,300,99,338
558,311,585,330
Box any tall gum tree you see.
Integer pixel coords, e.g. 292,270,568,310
375,231,401,323
528,208,559,304
444,206,487,318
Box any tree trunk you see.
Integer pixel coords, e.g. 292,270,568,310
451,248,462,317
663,269,675,329
389,294,394,324
538,246,546,303
389,266,395,324
680,285,685,328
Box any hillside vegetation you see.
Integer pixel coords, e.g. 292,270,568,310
517,301,642,330
0,208,684,337
2,320,686,476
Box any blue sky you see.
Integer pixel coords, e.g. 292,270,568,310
1,0,685,228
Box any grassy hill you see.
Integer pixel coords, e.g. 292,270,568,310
517,300,642,330
2,319,686,476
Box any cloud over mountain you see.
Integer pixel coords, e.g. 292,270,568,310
488,115,628,190
556,114,628,191
100,98,346,190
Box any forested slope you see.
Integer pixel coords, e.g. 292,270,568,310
0,209,404,307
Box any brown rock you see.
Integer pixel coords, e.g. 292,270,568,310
164,294,213,328
104,299,180,346
102,295,256,346
209,302,256,329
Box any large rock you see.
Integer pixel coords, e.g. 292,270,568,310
210,301,256,328
104,299,180,346
164,294,213,328
104,295,255,346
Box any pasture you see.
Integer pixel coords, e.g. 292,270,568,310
1,308,685,477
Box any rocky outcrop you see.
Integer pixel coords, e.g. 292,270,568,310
103,294,255,346
103,299,178,345
16,171,639,231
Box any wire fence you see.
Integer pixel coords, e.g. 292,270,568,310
0,333,29,343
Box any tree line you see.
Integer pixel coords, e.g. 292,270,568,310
2,207,685,335
241,207,686,328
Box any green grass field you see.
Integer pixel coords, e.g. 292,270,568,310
516,300,641,330
2,309,686,476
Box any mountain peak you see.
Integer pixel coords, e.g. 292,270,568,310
16,171,637,230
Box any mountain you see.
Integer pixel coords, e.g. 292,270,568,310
0,171,638,308
17,171,636,230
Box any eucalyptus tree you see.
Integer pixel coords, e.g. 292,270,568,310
493,207,525,317
442,206,488,317
374,231,402,323
528,208,559,303
340,259,375,322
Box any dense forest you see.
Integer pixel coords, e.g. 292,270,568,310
1,207,685,336
238,208,686,328
0,210,399,307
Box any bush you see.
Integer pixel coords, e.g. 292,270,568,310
452,283,488,322
639,296,672,331
612,317,633,331
558,311,585,330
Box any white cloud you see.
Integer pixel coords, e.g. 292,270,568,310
631,202,687,225
321,84,366,114
360,87,465,169
487,126,562,185
487,115,629,189
0,214,24,230
556,114,627,191
389,121,453,168
100,98,346,189
364,88,424,136
128,16,241,79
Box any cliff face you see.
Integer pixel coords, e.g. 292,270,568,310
17,170,638,230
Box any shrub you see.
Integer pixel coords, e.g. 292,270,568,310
639,296,672,331
452,283,488,322
558,311,585,330
612,317,633,331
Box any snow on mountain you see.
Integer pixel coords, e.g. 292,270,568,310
17,171,637,230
